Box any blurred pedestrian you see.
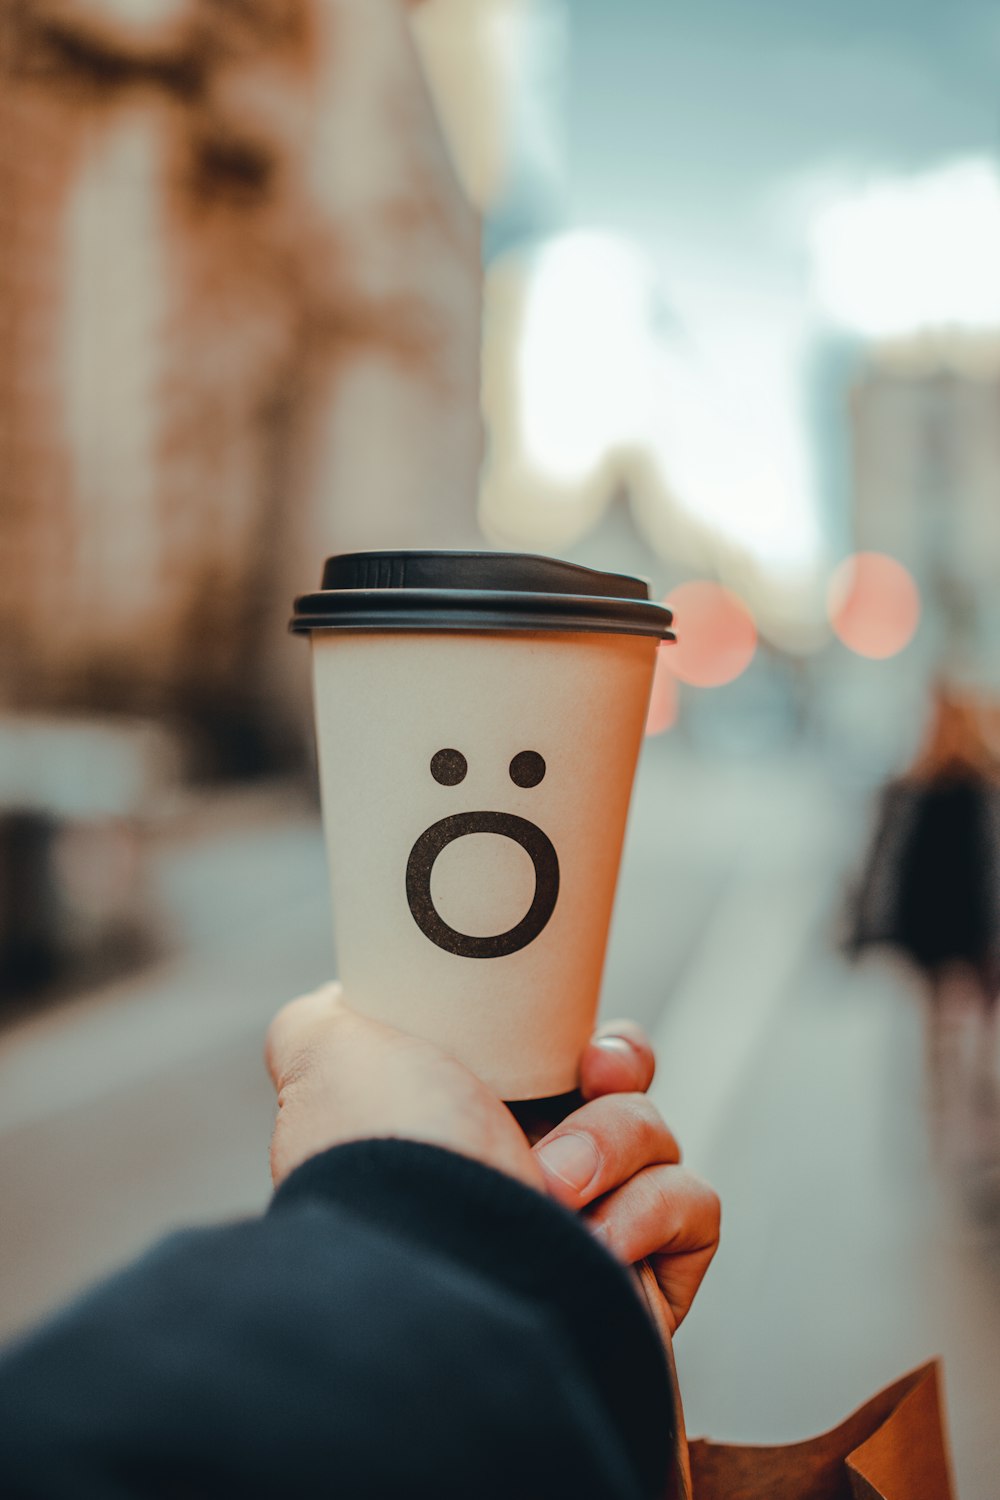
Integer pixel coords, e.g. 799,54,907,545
848,685,1000,1161
0,985,719,1499
851,687,1000,995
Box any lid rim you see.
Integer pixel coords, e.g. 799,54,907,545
290,586,674,641
292,619,676,640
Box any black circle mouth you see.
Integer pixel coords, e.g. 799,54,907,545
405,811,560,959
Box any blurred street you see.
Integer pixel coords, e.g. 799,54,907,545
4,2,1000,1493
2,743,998,1497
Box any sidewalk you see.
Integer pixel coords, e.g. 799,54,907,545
0,786,331,1337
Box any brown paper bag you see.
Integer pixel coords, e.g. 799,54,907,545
634,1267,958,1500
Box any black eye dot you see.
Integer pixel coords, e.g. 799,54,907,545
509,750,546,788
430,748,467,786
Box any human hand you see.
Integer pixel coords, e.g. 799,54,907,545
265,986,719,1333
531,1021,721,1335
266,982,544,1191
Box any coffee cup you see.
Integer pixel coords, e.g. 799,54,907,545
291,550,673,1100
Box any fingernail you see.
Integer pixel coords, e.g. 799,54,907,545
593,1035,645,1086
594,1035,640,1063
536,1132,600,1191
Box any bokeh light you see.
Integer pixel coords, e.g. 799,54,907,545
826,552,921,660
665,581,757,688
644,644,679,735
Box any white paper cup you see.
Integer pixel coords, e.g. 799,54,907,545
292,551,673,1100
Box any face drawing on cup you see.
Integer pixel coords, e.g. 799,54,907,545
405,748,560,959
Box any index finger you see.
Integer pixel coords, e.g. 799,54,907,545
579,1019,655,1100
264,981,343,1086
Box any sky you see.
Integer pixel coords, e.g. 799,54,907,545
570,0,1000,196
570,2,1000,560
565,0,1000,301
483,0,1000,586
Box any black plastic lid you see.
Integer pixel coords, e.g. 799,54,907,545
290,551,674,640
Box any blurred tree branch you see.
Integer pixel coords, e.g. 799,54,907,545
1,0,482,747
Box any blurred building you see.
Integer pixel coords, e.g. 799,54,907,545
0,0,484,996
1,5,303,759
851,338,1000,692
0,0,482,760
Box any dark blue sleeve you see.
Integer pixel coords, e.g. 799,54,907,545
0,1140,672,1499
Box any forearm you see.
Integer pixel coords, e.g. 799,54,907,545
0,1141,670,1499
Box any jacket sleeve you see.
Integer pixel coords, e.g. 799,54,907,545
0,1139,672,1499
